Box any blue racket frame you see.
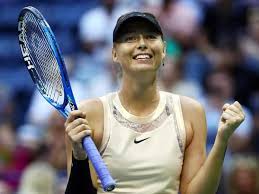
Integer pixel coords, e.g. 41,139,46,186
18,6,115,192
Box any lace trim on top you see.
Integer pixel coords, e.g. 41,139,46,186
112,98,172,133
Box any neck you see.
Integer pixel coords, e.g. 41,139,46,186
118,74,160,116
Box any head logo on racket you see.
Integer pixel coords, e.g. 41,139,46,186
18,19,35,70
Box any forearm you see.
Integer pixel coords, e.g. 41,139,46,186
186,135,228,194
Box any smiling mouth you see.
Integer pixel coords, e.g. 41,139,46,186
133,53,153,60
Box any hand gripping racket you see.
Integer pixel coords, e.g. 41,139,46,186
17,6,115,192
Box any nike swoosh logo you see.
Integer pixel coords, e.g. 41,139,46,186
134,137,150,144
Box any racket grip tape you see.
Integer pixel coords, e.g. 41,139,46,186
82,136,116,192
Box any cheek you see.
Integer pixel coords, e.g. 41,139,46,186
153,40,165,55
153,46,165,63
116,46,133,63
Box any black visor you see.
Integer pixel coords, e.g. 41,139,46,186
113,11,163,42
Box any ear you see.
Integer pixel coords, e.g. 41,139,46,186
162,41,167,60
112,45,119,63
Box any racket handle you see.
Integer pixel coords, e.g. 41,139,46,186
82,136,116,192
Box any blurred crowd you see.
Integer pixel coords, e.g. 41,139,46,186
0,0,259,194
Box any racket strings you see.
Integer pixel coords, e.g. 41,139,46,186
23,12,64,105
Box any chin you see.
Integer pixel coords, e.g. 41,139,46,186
133,66,156,72
134,62,156,69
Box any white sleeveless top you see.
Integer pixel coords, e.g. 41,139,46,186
97,91,186,194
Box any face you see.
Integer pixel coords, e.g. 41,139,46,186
112,20,166,75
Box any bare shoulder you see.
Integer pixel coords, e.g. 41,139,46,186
78,98,104,119
180,95,205,120
179,95,206,146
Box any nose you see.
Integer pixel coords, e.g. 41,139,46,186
137,35,147,50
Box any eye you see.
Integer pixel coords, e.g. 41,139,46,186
124,35,137,42
146,34,158,40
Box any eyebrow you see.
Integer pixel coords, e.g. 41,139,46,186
122,31,160,35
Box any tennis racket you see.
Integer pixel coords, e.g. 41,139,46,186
18,6,115,192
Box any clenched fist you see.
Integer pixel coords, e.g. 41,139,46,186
217,101,245,142
65,110,93,160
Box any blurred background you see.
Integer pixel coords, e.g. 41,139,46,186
0,0,258,193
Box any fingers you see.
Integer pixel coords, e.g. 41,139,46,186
222,101,243,112
65,110,86,127
69,128,92,143
221,101,245,124
66,124,92,142
66,117,89,132
65,110,92,143
222,103,230,111
221,111,239,122
222,101,243,111
233,101,244,113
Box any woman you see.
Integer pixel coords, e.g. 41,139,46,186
64,12,245,194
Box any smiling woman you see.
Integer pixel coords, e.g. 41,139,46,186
65,11,245,194
112,13,166,78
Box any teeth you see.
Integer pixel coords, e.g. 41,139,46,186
136,54,150,59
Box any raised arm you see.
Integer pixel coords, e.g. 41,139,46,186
65,99,104,175
64,99,104,193
179,96,245,194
